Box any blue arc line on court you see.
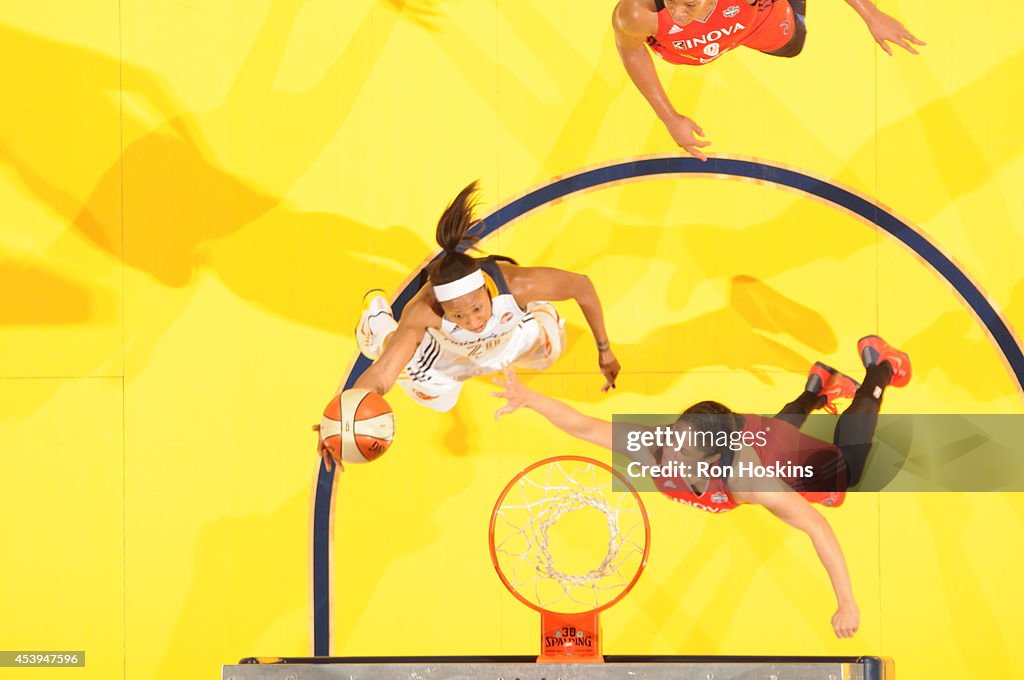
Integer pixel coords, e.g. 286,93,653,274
312,155,1024,655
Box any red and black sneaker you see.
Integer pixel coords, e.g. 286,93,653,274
806,362,861,415
858,335,912,388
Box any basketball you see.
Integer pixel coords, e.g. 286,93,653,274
320,388,395,464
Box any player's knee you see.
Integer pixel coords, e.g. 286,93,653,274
837,442,872,487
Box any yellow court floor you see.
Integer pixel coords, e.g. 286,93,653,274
1,1,1022,679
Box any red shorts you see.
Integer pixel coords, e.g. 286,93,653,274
743,0,798,53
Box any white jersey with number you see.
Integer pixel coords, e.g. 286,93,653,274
398,259,563,412
418,293,543,380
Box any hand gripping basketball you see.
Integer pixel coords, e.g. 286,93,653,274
317,388,395,471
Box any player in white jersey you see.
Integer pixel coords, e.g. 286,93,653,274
316,181,621,468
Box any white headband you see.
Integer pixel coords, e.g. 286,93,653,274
433,269,485,302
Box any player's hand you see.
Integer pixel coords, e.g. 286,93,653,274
663,114,711,161
865,11,925,56
313,424,344,473
491,367,534,419
599,350,620,392
831,601,860,638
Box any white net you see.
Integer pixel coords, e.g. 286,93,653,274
491,458,648,614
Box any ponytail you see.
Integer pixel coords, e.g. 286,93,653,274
435,181,480,253
430,181,483,287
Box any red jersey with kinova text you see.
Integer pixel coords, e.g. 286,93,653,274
645,0,795,65
654,414,847,513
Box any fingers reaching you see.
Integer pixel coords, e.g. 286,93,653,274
870,13,924,56
314,423,344,473
322,448,344,473
893,36,917,55
313,424,328,472
320,446,333,473
685,145,709,162
492,367,527,419
683,138,711,161
599,355,621,392
666,115,711,161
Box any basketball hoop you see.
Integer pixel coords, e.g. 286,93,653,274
488,456,650,664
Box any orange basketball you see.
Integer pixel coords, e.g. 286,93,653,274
320,388,395,464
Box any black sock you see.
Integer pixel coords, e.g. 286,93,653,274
856,362,893,401
794,390,827,412
774,391,826,427
834,363,892,487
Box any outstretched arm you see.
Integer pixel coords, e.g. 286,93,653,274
492,368,614,449
612,0,711,159
843,0,926,55
352,297,437,395
503,264,620,392
734,480,860,638
317,298,437,470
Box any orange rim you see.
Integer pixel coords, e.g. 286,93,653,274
488,455,651,616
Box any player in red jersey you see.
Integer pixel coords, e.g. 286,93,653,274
614,0,926,159
491,335,912,638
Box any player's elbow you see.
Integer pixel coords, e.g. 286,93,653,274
611,2,626,30
572,273,596,300
615,37,648,59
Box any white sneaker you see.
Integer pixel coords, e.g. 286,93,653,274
355,291,397,360
526,301,565,362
